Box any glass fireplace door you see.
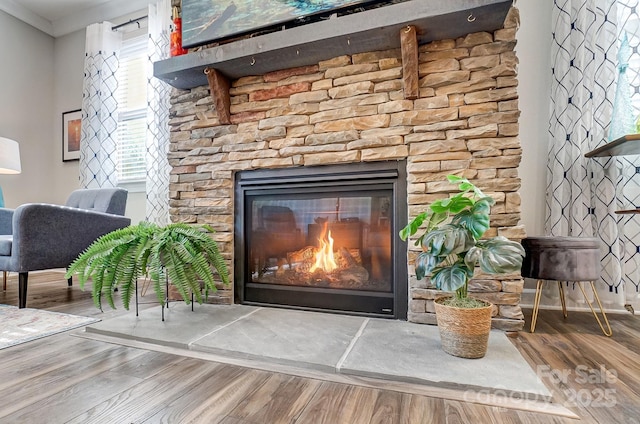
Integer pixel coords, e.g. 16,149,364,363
235,162,407,318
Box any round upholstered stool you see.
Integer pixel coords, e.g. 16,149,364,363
521,236,612,336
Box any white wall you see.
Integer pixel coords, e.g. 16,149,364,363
0,11,55,207
516,0,554,236
52,29,85,197
515,0,554,299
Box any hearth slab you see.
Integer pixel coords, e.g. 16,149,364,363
342,319,551,399
84,303,551,402
85,304,259,349
191,307,366,372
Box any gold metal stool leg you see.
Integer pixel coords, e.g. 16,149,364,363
530,279,544,333
558,281,568,318
577,281,613,337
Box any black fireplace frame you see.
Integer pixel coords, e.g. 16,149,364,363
234,161,408,319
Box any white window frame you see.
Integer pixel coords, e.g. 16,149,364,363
116,33,148,191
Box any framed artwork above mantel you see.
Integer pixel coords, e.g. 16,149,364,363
181,0,386,48
62,109,81,162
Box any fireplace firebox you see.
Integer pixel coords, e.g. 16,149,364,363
234,161,407,318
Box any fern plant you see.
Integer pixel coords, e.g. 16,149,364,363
400,175,525,306
66,221,229,311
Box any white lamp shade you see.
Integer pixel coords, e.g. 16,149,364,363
0,137,21,174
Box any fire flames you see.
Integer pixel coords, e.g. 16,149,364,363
309,228,338,273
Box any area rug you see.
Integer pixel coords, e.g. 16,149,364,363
0,305,100,349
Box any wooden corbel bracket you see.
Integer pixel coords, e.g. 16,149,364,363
204,67,231,125
400,25,419,100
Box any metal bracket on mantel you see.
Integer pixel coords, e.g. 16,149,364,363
204,68,231,125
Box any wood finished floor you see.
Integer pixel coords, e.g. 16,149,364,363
0,271,638,423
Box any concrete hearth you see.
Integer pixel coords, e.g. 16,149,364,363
84,303,551,401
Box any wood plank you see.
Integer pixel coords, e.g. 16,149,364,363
513,411,580,424
0,335,113,391
482,407,536,424
514,308,640,424
370,390,403,423
612,312,640,352
217,417,254,424
137,366,272,424
66,359,221,423
551,334,640,424
400,393,445,424
0,345,146,420
3,365,143,423
295,381,379,423
205,67,231,125
109,350,182,380
293,381,352,423
332,385,381,424
227,373,322,423
446,399,506,424
400,25,419,100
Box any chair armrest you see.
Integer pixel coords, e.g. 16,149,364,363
0,208,13,235
11,203,131,271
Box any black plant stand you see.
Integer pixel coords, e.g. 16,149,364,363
135,275,194,321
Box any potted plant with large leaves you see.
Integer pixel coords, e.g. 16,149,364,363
66,221,229,313
400,175,525,358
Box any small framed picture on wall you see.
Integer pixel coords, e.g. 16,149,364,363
62,109,82,162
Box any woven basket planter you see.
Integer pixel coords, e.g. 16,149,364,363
434,297,493,359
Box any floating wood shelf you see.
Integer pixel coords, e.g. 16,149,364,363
584,134,640,157
154,0,512,89
585,134,640,215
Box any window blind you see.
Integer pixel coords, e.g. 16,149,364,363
116,35,147,182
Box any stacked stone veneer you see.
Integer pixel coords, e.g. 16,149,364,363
168,8,525,330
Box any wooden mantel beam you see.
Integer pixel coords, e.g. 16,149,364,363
400,25,419,100
155,1,513,89
205,68,231,125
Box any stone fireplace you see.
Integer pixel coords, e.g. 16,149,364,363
163,5,525,330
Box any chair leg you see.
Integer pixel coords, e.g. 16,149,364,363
18,272,28,309
558,281,568,318
68,277,73,287
577,281,613,337
2,271,6,291
530,279,544,333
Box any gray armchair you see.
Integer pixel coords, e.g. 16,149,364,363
0,188,131,308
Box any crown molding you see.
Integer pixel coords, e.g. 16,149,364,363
0,0,152,38
0,0,53,35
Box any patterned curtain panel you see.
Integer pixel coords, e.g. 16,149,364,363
146,0,172,225
615,0,640,311
80,22,122,188
547,0,638,312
